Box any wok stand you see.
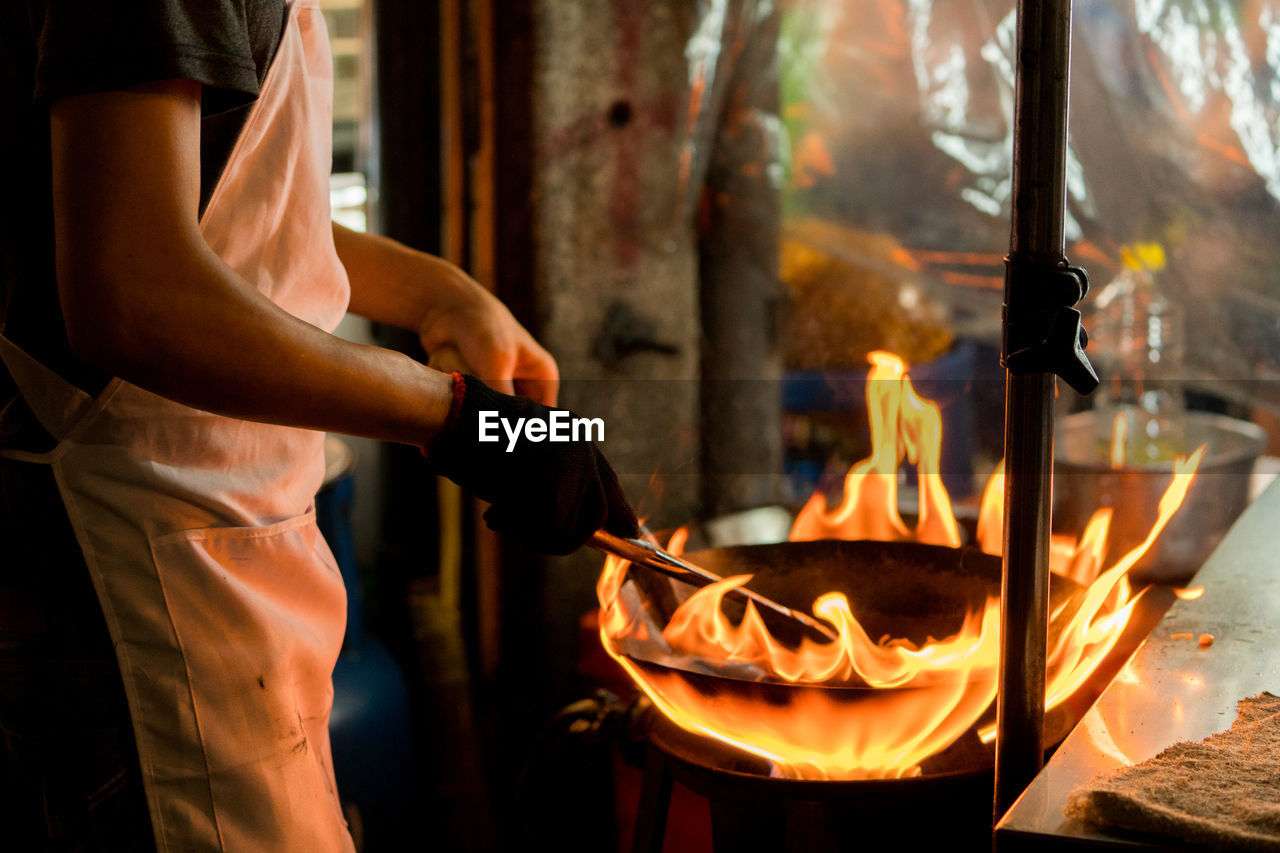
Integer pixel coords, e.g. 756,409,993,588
632,710,1000,853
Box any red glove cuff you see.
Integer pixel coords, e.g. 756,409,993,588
421,371,467,459
445,371,467,431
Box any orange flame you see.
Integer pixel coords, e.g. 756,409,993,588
976,458,1005,555
1110,411,1128,469
790,352,960,548
597,549,1001,779
598,353,1205,780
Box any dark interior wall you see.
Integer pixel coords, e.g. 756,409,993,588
370,3,571,845
368,0,444,586
369,2,495,848
371,1,441,255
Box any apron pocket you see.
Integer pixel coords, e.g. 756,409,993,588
149,511,348,850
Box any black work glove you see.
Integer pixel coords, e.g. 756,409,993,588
423,374,639,555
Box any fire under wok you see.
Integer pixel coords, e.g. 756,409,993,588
601,537,1158,783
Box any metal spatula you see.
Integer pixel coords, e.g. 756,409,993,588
589,529,838,642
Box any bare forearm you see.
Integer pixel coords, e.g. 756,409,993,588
334,222,468,330
68,239,453,445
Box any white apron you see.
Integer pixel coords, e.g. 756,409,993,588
0,1,355,849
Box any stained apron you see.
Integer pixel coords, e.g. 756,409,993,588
0,1,355,849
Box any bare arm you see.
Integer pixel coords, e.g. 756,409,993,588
52,80,451,445
333,222,559,404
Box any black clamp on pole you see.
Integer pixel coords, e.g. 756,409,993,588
1001,254,1100,396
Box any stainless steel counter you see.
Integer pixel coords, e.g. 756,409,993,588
995,477,1280,850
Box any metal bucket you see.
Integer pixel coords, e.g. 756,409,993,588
1054,410,1268,584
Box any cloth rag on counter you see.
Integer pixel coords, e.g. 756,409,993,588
1065,692,1280,851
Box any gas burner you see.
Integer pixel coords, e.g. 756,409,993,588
632,703,998,853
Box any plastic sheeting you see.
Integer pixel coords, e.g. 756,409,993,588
774,0,1280,401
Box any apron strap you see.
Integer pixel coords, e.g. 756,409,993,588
0,333,97,443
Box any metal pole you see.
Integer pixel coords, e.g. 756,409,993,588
995,0,1076,820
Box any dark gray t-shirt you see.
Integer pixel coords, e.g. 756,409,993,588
0,0,287,450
